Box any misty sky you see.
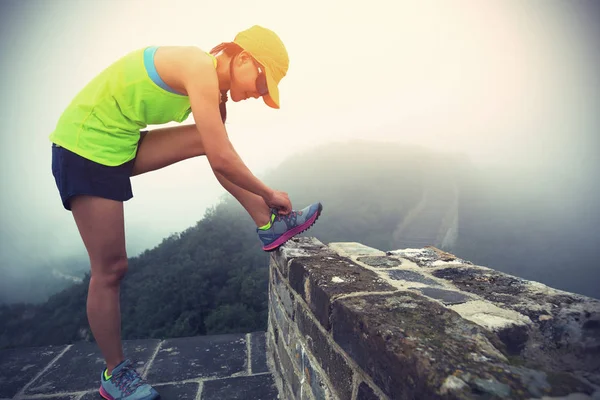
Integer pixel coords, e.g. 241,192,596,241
0,0,598,275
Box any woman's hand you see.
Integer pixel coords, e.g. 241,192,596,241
266,190,292,215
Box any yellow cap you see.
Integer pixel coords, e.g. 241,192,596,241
233,25,289,109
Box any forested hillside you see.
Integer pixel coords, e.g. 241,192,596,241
2,140,597,350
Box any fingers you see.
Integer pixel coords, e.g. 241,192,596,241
276,204,291,215
278,207,290,215
271,190,292,214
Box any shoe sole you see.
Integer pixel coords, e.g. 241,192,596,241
262,203,323,252
100,386,160,400
99,386,114,400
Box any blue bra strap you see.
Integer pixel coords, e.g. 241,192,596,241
143,46,184,95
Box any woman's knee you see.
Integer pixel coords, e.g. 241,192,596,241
90,256,129,285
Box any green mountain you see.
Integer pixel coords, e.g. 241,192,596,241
1,140,598,350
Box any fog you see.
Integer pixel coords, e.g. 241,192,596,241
1,0,598,301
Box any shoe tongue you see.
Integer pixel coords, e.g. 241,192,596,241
111,359,132,375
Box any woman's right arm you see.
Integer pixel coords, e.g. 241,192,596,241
181,49,288,211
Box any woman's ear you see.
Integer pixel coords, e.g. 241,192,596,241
237,50,254,64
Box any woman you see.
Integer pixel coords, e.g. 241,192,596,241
49,25,322,400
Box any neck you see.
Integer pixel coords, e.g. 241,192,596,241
214,53,232,92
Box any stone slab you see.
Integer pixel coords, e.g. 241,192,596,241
80,391,103,400
387,270,440,286
329,242,386,257
0,344,67,398
415,287,471,305
250,332,268,374
154,382,199,399
202,374,279,400
431,267,529,302
24,339,159,395
387,246,470,267
356,256,402,268
145,334,247,382
357,381,380,400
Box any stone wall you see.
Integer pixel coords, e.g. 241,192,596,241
266,237,600,400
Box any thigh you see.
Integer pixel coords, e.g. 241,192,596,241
132,124,206,176
70,195,127,271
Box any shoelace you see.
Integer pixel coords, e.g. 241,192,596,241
276,211,296,222
273,209,303,223
113,366,144,396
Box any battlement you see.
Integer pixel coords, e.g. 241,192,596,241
267,238,600,400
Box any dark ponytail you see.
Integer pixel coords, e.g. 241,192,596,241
219,90,228,123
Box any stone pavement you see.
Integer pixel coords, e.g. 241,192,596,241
0,332,278,400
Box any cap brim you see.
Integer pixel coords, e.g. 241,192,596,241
262,66,280,109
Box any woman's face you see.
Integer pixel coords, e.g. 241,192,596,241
229,51,269,102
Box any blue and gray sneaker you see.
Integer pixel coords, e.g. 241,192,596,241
99,359,159,400
258,202,323,251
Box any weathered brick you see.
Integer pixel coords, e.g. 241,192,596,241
329,292,592,400
290,338,332,400
295,300,353,400
267,329,283,382
272,265,295,319
301,349,331,400
270,283,292,345
300,387,313,400
269,308,279,347
290,338,304,372
270,256,288,280
283,383,295,400
288,254,395,330
356,382,379,400
330,292,466,399
276,329,302,399
270,339,296,400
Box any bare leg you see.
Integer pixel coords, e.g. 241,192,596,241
131,124,272,226
67,126,272,376
70,195,128,375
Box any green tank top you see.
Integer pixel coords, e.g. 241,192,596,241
49,47,213,166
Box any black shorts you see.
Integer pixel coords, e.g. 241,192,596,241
51,131,148,211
